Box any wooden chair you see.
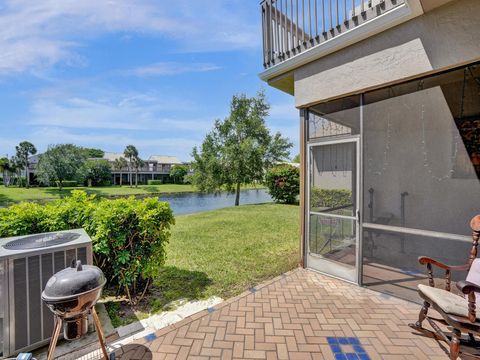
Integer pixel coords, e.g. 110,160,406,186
409,215,480,359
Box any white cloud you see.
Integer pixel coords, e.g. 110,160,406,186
27,93,215,132
0,0,259,75
125,62,221,77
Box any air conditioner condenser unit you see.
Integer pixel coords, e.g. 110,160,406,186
0,229,93,358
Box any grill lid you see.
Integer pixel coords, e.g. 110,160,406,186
42,260,106,300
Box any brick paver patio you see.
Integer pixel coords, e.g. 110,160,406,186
112,268,450,359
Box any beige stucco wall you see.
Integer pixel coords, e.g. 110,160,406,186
294,0,480,107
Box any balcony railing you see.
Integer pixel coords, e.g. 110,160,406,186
261,0,405,69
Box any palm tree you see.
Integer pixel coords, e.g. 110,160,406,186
113,157,128,186
15,141,37,188
132,156,145,188
8,156,21,186
0,157,9,187
123,145,138,187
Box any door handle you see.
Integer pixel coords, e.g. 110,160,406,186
356,210,360,222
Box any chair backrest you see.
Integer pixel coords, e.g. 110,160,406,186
467,258,480,284
466,259,480,305
467,215,480,270
464,216,480,303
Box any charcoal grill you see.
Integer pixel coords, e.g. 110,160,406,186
41,260,109,360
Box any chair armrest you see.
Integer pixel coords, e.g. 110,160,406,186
418,257,469,291
457,280,479,323
457,280,480,294
418,257,470,271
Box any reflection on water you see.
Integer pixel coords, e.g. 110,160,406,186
159,189,272,215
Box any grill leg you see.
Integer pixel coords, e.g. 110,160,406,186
92,306,109,360
47,316,62,360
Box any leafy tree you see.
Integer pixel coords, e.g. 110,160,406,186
265,164,300,204
82,148,105,158
36,144,86,190
112,157,128,186
292,154,300,163
191,91,292,206
132,156,145,187
123,145,138,187
169,164,188,184
79,159,112,187
15,141,37,188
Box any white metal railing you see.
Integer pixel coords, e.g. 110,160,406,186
261,0,405,68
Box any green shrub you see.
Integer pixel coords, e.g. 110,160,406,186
56,180,77,188
0,190,175,305
265,164,299,204
86,197,174,305
310,187,352,209
0,201,48,236
147,179,163,185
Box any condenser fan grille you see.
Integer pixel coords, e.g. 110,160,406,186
3,233,80,250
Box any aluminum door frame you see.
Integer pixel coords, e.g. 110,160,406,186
306,136,361,284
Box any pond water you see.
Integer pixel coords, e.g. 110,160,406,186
158,189,273,215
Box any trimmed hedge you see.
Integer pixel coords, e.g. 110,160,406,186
147,179,163,185
0,191,175,305
265,164,299,204
310,187,352,209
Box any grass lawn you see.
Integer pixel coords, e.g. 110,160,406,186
0,184,264,206
106,203,299,327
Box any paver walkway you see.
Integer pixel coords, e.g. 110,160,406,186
112,268,449,359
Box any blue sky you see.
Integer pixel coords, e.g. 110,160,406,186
0,0,298,162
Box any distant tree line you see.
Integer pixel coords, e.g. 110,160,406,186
0,143,108,189
1,142,188,189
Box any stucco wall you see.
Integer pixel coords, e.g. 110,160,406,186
294,0,480,107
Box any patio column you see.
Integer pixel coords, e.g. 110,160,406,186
299,109,307,268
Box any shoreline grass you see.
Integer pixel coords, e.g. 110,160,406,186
0,183,265,206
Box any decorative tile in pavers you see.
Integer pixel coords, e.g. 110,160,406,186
143,333,157,342
114,268,449,359
327,337,370,360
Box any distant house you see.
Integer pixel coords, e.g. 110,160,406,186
27,152,183,185
103,152,182,185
